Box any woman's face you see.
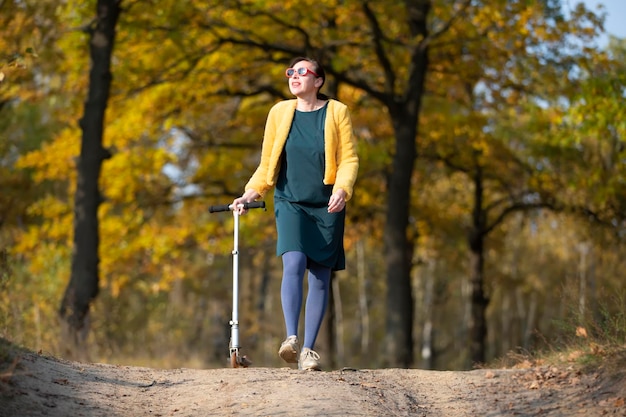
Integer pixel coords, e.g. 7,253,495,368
287,60,322,97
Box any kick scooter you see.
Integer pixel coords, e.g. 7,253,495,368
209,201,265,368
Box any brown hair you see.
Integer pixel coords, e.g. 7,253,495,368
288,56,329,100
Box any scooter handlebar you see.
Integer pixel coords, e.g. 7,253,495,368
209,201,266,213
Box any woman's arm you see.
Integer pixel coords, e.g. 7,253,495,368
333,106,359,201
245,105,280,198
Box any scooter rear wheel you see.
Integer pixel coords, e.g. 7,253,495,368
230,351,239,368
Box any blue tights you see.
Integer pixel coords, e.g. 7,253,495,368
281,251,331,350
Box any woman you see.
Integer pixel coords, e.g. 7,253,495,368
233,57,359,370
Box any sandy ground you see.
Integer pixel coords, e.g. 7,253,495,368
1,347,625,417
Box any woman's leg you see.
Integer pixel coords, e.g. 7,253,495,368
303,261,331,350
281,251,307,336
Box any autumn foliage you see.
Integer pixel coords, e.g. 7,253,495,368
1,0,625,370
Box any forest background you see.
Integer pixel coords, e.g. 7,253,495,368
1,0,625,371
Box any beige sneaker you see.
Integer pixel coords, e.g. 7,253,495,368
299,348,321,371
278,335,299,363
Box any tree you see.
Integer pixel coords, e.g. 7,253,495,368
58,0,121,355
0,0,61,242
419,0,606,365
358,0,431,368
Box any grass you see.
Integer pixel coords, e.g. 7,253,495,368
0,337,21,388
488,292,626,389
0,337,16,367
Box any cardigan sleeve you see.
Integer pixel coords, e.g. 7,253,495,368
332,104,359,201
244,105,278,198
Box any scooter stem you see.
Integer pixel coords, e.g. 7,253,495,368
230,209,240,350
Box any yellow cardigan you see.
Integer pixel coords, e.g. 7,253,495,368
245,99,359,201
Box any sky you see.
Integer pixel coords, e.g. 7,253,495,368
579,0,626,41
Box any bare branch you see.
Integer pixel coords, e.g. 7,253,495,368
362,2,395,95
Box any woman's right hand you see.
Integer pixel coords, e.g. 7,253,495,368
232,189,261,214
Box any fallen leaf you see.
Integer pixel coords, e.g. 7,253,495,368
590,343,605,355
514,360,533,369
557,371,570,381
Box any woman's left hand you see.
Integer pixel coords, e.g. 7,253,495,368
327,189,347,213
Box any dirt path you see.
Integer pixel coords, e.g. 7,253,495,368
1,349,625,416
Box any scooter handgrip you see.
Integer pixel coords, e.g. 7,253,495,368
209,201,265,212
243,201,266,210
209,204,231,213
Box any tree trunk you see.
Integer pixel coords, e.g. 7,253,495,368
468,162,489,366
500,290,511,358
59,0,119,355
322,274,336,369
356,240,370,362
384,113,417,368
522,290,537,349
420,259,435,369
382,0,430,369
331,275,345,365
578,242,590,317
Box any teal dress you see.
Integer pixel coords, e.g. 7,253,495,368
274,103,346,271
